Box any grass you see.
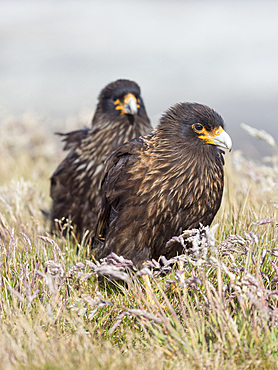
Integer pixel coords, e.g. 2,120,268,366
0,113,277,369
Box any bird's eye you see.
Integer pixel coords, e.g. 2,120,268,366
193,123,204,133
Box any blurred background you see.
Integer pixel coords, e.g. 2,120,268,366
1,0,278,159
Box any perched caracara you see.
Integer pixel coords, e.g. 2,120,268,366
94,102,232,265
50,79,152,236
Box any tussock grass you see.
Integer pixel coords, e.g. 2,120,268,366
0,113,277,369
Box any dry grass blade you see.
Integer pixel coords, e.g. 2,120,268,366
0,113,277,368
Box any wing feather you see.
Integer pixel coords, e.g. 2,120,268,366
95,137,148,241
56,128,90,150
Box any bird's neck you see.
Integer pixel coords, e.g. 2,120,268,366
89,115,149,150
148,135,224,183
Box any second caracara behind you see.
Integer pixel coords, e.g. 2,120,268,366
50,79,152,237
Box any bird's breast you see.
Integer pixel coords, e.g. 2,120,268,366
131,150,224,231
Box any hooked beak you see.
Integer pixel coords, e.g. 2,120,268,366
114,93,139,115
211,130,232,151
123,93,138,115
199,126,232,151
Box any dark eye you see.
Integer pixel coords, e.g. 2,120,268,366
193,123,204,132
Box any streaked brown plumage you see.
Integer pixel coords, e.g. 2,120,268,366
50,79,152,236
94,102,232,265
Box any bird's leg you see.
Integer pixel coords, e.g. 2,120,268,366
141,274,169,312
168,259,186,294
177,260,186,286
142,274,155,306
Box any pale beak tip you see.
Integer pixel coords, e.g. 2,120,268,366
212,130,232,151
125,98,138,115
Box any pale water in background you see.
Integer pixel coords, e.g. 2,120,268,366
1,0,278,158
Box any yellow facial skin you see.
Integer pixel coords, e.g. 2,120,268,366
192,124,232,151
113,93,140,115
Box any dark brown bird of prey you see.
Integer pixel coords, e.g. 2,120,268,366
94,102,232,265
50,79,152,237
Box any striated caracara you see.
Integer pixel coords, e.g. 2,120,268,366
50,79,152,237
94,102,232,265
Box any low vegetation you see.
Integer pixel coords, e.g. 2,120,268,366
0,113,277,369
